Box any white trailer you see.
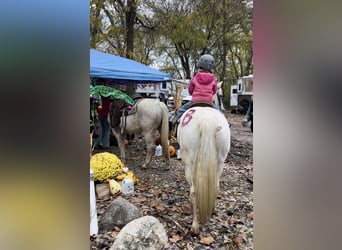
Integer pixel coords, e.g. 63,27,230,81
230,74,253,113
135,81,171,103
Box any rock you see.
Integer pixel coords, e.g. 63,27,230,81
96,183,111,200
110,216,168,250
99,197,142,232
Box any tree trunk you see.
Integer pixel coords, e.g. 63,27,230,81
90,0,103,48
125,0,137,95
125,0,136,59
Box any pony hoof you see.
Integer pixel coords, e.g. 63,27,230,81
190,228,200,236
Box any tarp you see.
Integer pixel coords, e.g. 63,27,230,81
90,49,171,85
90,85,135,106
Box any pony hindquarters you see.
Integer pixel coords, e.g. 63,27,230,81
178,107,230,234
139,100,170,169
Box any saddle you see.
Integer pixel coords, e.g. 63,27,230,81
170,101,215,138
189,101,213,108
125,94,144,115
131,93,144,101
109,97,144,134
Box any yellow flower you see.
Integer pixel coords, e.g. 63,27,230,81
90,152,123,181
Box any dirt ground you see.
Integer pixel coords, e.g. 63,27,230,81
91,111,253,250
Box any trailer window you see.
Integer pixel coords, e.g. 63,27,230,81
232,89,237,94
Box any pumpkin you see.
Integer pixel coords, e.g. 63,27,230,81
169,145,176,157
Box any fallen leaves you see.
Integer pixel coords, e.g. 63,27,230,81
169,234,181,243
147,199,167,214
199,235,215,245
149,199,159,208
181,203,192,215
155,204,166,213
111,226,120,238
90,113,253,250
131,196,147,203
228,216,245,225
233,233,247,246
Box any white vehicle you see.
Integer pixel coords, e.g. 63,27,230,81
230,74,253,112
167,88,192,110
166,79,190,111
135,81,171,102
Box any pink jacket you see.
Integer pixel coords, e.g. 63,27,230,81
188,72,217,103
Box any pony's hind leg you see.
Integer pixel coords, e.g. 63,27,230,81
142,132,154,169
213,161,225,215
112,129,126,163
190,185,200,235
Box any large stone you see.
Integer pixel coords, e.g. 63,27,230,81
110,216,168,250
99,197,142,232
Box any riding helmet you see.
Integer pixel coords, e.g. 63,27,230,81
196,54,215,71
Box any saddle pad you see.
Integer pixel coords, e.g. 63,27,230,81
126,98,144,115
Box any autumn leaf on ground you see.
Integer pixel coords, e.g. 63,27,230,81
155,204,166,213
111,231,119,238
137,184,148,191
181,203,192,215
153,189,162,197
149,200,159,208
169,234,181,243
131,197,147,203
228,216,236,224
199,235,215,245
233,233,246,246
171,206,182,213
229,216,244,225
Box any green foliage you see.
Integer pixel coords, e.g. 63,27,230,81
90,0,253,97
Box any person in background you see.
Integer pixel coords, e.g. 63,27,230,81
242,99,253,132
172,54,219,124
97,81,112,150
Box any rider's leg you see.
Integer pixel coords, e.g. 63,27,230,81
175,101,192,122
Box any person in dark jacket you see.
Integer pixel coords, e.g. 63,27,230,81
242,99,253,132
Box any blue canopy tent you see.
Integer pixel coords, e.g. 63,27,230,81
90,49,171,85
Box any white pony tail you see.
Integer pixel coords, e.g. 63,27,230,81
194,121,219,224
159,102,170,161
